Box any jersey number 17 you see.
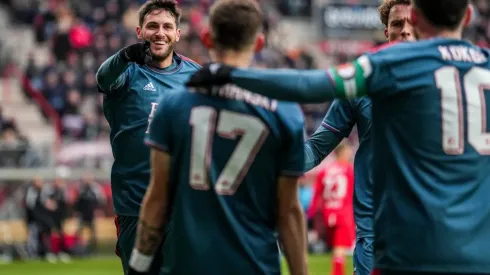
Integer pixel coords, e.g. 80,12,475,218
436,67,490,155
188,107,269,195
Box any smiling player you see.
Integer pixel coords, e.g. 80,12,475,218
128,0,309,274
95,0,200,273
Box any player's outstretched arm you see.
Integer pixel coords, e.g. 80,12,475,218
305,130,343,171
187,57,373,103
96,52,131,93
96,41,152,93
277,176,309,275
231,68,338,103
129,149,171,274
304,100,355,171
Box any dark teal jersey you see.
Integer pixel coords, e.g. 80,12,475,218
218,38,490,273
96,52,200,216
356,39,490,273
146,85,305,275
305,98,373,238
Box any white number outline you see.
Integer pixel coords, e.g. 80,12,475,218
322,171,348,209
436,66,490,155
189,106,269,195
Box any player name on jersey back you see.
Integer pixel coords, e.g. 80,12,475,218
203,84,279,112
438,45,488,63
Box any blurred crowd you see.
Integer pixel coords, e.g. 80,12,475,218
4,175,111,262
0,107,41,168
0,0,486,145
2,0,323,144
472,0,490,48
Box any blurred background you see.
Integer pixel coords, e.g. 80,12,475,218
0,0,488,269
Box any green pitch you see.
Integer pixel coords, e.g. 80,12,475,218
1,255,353,275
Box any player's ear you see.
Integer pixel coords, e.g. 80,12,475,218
136,26,143,40
200,28,214,49
175,28,181,42
254,33,265,53
384,28,389,40
463,5,473,27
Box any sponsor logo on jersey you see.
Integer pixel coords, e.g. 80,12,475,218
143,82,157,92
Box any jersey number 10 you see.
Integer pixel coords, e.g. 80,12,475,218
189,107,269,195
436,67,490,155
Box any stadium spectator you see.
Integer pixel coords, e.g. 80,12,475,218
74,175,106,253
0,116,42,168
40,177,71,263
24,177,50,259
0,122,30,168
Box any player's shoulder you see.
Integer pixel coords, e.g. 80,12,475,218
155,85,189,111
162,85,188,101
362,40,428,66
175,53,201,71
275,101,305,131
365,38,489,65
368,39,437,55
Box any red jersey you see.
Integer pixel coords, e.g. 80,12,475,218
308,161,354,219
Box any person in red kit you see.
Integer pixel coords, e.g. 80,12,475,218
308,142,355,275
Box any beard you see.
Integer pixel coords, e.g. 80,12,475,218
151,42,174,62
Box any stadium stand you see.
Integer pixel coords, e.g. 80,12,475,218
4,0,321,142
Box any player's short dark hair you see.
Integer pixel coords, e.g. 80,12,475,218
209,0,263,51
413,0,469,29
378,0,411,27
138,0,182,27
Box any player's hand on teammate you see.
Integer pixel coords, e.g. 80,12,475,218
186,63,234,88
121,41,152,65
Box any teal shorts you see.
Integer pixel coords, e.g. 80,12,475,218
354,237,374,275
115,215,164,274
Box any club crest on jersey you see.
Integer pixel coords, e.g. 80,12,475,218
336,63,356,80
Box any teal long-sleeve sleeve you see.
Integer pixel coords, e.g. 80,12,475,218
304,128,344,172
96,50,131,93
304,99,356,171
230,68,338,103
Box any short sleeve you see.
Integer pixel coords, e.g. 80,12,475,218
328,52,396,99
321,99,356,138
279,105,306,177
145,93,173,153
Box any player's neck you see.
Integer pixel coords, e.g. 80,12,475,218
418,26,463,40
420,32,462,40
210,50,254,68
151,53,174,69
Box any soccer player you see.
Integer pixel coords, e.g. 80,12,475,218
308,142,355,275
127,0,308,274
305,1,414,274
95,0,199,273
187,1,490,274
